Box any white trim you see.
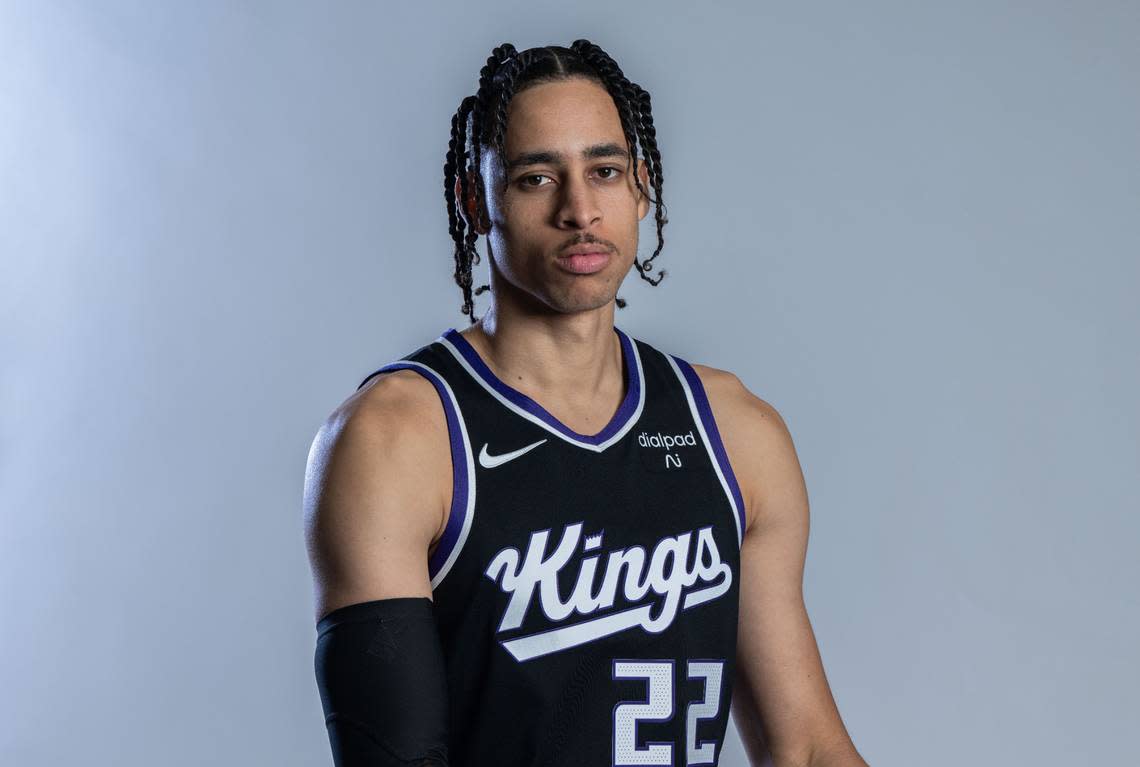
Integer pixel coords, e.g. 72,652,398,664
663,355,744,547
435,331,646,453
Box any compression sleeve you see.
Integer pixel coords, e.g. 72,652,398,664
314,597,450,767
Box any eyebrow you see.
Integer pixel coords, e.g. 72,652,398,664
505,142,630,170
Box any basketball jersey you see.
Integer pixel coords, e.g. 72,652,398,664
357,325,747,767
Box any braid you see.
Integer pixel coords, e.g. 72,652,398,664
444,95,478,320
443,41,668,321
632,85,668,280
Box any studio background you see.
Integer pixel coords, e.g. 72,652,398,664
2,2,1137,765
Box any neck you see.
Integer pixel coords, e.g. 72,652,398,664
460,288,626,433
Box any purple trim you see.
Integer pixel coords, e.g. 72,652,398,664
362,362,470,581
442,327,641,445
672,356,747,539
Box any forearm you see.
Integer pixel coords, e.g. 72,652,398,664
314,597,450,766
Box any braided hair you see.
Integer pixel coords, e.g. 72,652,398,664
443,40,669,324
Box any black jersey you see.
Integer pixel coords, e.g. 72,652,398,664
357,325,746,766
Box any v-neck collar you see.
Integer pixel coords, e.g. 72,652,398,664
436,326,645,452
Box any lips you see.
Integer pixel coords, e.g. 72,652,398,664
557,252,610,274
557,243,612,275
561,243,611,256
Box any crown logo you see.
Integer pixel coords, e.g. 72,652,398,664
583,531,604,551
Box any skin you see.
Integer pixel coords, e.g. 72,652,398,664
303,76,868,767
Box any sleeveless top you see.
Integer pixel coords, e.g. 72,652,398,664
357,325,746,767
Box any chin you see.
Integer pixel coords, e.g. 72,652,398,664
544,290,618,314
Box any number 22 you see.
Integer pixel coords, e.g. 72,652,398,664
612,658,725,766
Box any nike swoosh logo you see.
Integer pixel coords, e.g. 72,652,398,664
478,439,548,469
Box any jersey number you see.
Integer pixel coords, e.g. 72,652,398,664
612,658,725,766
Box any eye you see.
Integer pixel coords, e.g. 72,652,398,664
596,166,623,180
519,174,551,188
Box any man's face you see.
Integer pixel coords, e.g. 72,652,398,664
476,77,651,315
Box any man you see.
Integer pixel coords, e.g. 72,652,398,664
304,40,869,767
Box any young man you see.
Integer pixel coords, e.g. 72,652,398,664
304,41,869,767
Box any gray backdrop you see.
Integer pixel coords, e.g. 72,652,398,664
2,1,1137,765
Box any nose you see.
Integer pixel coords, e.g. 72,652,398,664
556,174,602,230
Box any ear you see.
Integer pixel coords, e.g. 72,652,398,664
454,171,491,234
636,160,651,221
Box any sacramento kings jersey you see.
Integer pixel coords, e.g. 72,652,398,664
357,325,746,767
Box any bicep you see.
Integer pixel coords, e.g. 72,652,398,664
303,373,452,621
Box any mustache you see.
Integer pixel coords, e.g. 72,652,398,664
557,235,617,254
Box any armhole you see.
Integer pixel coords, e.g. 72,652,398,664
664,355,748,547
361,361,476,589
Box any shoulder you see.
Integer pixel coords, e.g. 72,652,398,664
686,362,803,536
308,367,452,508
311,368,451,474
686,363,778,423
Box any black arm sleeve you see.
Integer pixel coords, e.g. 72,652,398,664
314,597,450,767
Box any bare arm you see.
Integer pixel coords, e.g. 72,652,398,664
303,368,452,620
694,365,869,767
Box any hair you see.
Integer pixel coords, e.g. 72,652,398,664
443,40,669,324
